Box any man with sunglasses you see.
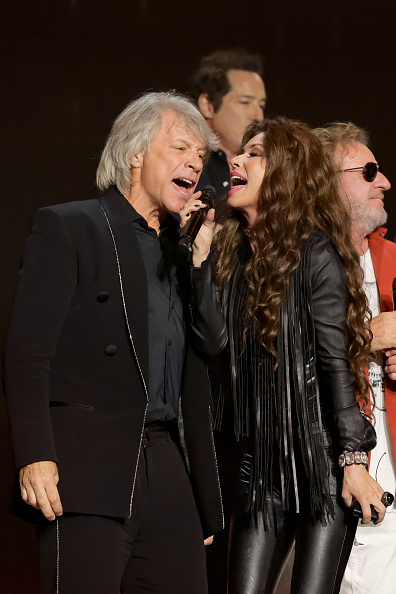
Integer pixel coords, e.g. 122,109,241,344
315,122,396,594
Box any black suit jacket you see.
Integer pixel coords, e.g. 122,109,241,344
5,187,224,537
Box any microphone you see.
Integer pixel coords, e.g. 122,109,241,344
178,186,216,254
350,491,394,523
392,278,396,310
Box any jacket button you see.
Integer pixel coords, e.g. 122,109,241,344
97,291,110,302
105,344,118,356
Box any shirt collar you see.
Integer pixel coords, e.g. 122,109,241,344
115,189,179,236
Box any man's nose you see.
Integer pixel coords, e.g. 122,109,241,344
186,156,203,172
251,103,264,122
377,171,391,191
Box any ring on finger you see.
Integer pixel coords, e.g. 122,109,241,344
381,491,394,507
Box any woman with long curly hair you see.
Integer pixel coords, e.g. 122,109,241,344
181,116,386,593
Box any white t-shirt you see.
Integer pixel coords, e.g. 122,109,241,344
361,249,396,512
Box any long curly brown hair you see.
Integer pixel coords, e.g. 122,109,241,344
213,117,371,409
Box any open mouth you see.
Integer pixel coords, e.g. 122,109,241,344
173,178,195,191
231,174,247,188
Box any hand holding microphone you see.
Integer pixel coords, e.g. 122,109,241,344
178,186,217,266
350,491,394,523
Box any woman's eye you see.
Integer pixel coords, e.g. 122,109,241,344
248,152,260,157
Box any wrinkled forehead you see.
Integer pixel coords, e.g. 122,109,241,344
335,141,376,169
158,111,206,148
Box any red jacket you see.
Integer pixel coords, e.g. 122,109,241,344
368,227,396,461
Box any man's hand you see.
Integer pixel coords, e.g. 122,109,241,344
384,348,396,380
19,461,63,521
342,463,386,524
370,312,396,352
204,535,214,546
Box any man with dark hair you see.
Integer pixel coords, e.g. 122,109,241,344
315,122,396,594
190,49,266,200
5,91,226,594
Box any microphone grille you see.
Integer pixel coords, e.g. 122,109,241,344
200,185,216,208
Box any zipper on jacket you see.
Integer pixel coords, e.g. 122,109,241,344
100,204,149,519
206,361,224,528
209,407,225,529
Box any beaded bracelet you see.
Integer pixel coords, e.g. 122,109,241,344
338,451,369,468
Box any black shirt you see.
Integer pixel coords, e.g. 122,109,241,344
130,205,186,424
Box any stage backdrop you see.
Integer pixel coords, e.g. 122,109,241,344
1,1,394,591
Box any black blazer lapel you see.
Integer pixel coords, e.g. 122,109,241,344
99,188,149,388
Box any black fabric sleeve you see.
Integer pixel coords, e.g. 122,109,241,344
310,236,375,453
5,207,78,469
189,258,227,357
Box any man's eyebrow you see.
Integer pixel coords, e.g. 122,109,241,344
173,137,190,145
173,137,206,152
237,94,267,103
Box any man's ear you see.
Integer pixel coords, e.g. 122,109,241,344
131,152,143,168
198,94,215,120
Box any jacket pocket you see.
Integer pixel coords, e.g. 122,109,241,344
49,401,94,412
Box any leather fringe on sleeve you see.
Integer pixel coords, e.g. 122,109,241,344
218,237,335,528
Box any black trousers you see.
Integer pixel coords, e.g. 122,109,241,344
228,453,358,594
38,423,208,594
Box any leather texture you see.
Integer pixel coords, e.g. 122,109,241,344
219,233,375,592
228,453,357,594
214,233,376,522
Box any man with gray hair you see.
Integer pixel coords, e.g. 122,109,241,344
5,91,226,593
315,122,396,593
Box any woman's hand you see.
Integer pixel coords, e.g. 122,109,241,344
342,463,386,524
179,191,216,268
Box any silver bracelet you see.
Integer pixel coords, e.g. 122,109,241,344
338,451,369,468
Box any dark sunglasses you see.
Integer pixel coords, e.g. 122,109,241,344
338,162,384,182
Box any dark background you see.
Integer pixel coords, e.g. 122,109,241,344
1,0,395,590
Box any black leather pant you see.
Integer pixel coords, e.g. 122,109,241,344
228,453,358,594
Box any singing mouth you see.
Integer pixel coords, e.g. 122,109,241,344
173,178,195,190
231,174,247,187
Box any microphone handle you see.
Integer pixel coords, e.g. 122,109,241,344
178,186,216,254
392,277,396,310
178,208,209,254
350,501,379,523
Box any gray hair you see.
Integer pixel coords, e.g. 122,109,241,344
313,122,369,165
96,91,218,195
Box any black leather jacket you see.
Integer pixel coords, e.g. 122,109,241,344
209,233,376,519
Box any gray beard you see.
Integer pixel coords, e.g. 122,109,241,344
352,205,388,237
